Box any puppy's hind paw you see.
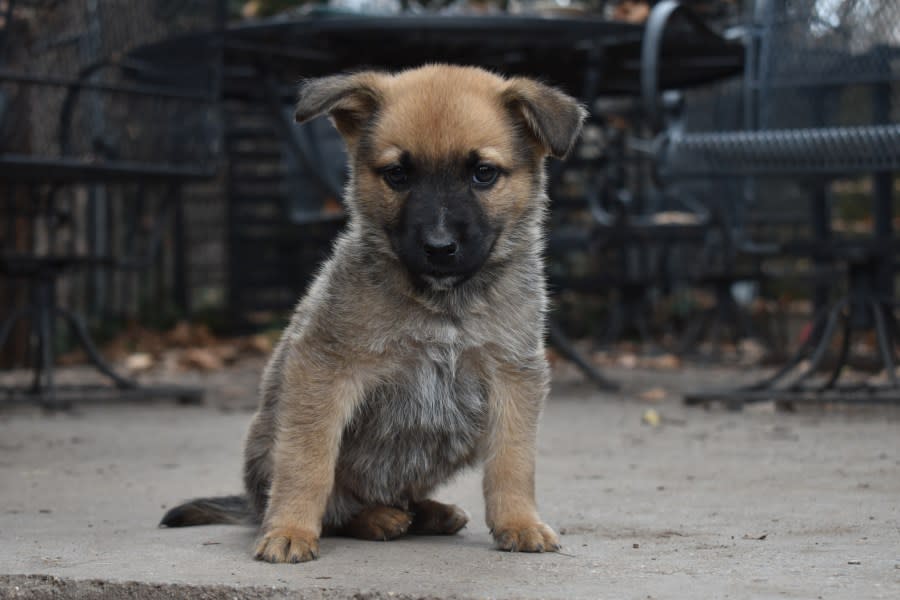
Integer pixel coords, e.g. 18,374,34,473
254,527,320,563
492,520,560,553
340,505,413,541
410,499,469,535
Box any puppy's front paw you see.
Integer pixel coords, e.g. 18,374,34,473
254,526,320,563
492,520,560,553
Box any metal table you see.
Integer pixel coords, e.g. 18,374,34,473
0,157,210,407
219,12,742,95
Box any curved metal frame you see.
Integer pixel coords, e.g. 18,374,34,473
641,0,724,131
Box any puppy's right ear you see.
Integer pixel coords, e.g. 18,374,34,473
295,72,385,140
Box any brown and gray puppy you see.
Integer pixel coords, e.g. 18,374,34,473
161,64,586,563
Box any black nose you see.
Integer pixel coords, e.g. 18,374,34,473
424,232,458,265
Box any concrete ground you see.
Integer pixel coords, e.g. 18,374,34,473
1,363,899,599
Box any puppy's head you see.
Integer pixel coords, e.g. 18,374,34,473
295,65,586,291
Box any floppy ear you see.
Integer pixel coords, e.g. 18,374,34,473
294,72,385,139
503,78,588,159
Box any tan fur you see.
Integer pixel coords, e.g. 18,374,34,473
482,362,557,552
163,65,585,563
371,69,520,164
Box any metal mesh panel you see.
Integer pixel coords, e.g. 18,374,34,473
763,0,899,86
758,0,899,129
6,0,217,76
0,0,222,166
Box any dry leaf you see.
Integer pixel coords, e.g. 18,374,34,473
124,353,154,373
639,387,667,402
213,344,240,364
641,409,661,427
618,354,638,369
166,321,193,347
737,339,766,365
649,211,701,225
180,348,224,372
648,354,681,370
244,334,274,355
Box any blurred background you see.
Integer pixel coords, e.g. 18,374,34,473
1,0,898,409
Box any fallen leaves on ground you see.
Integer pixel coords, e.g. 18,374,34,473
592,350,682,371
59,321,279,374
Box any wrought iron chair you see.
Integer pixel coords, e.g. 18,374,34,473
0,0,224,407
549,107,713,348
547,3,742,356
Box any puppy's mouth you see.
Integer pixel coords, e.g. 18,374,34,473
407,236,499,292
421,273,465,291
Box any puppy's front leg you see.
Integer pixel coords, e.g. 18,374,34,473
255,365,363,563
483,361,560,553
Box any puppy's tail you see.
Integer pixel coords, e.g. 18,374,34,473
159,495,253,527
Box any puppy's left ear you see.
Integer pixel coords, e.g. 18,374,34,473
503,78,588,159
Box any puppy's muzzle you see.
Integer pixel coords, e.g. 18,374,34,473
390,188,496,289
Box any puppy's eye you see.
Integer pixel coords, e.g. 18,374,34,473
472,164,499,187
382,166,409,189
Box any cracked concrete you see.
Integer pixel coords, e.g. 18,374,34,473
1,366,899,599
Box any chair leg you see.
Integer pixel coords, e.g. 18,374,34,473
823,311,853,390
29,317,43,393
0,305,29,352
678,307,710,356
548,320,619,391
744,303,832,391
634,311,652,348
601,300,625,347
871,299,898,387
788,297,848,390
35,289,59,409
56,307,136,389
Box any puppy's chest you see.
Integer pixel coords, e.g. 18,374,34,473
340,339,488,480
359,343,486,437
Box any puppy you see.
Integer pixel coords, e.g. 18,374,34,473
161,64,586,563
